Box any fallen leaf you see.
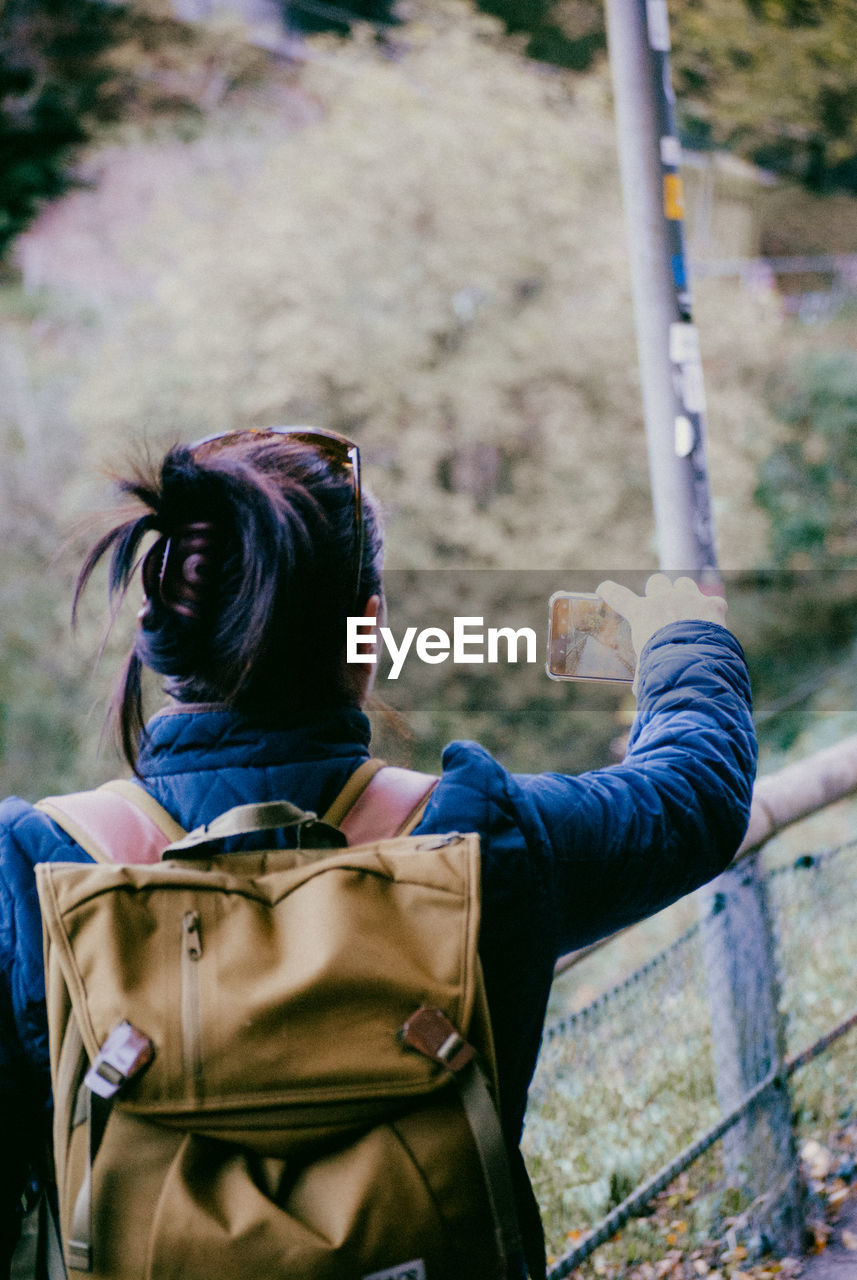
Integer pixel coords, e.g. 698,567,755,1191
807,1218,831,1253
802,1140,832,1180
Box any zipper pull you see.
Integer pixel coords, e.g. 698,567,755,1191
182,909,202,960
419,833,463,850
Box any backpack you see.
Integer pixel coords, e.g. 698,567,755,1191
32,760,539,1280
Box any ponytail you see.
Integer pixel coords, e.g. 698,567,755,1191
75,438,382,768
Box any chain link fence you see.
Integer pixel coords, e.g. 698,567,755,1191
523,753,857,1277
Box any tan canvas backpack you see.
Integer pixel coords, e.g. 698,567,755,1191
32,761,533,1280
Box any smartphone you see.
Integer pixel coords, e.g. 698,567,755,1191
546,591,636,683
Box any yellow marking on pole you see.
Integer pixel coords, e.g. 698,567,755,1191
663,174,685,220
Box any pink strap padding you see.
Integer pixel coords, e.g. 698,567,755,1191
42,789,172,865
44,766,438,863
339,766,437,845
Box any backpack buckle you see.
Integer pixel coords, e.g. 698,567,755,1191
400,1006,474,1074
84,1021,155,1099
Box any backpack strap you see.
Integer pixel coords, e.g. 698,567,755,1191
403,1006,525,1273
36,780,185,865
36,760,438,865
323,759,438,844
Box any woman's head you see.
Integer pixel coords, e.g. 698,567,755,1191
76,429,384,765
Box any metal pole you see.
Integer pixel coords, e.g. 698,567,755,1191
603,0,716,575
603,0,802,1255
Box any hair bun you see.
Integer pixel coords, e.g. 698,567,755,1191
141,521,216,623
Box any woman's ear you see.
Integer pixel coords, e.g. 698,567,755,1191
365,592,385,630
343,592,385,703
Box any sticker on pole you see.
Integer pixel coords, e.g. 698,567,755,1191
674,415,695,458
660,135,682,168
663,174,685,220
669,323,701,364
671,253,687,290
646,0,671,50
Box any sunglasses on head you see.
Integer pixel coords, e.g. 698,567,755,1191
190,426,365,601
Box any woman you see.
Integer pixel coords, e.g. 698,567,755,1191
0,428,756,1277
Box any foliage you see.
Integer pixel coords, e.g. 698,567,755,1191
60,6,773,581
274,0,399,36
470,0,857,191
0,0,835,795
0,0,127,259
0,0,849,782
96,6,270,122
66,8,658,577
0,0,271,261
474,0,606,69
755,351,857,568
669,0,857,190
0,319,112,798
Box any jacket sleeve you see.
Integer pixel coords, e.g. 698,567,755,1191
511,618,757,956
0,811,38,1273
0,967,30,1274
0,799,90,1276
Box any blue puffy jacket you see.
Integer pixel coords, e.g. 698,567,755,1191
0,619,756,1272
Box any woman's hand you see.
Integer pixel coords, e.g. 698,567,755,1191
597,574,728,692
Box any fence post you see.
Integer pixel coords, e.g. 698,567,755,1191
698,858,803,1255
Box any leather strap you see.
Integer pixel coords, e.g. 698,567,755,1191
165,802,346,855
38,1189,67,1280
38,762,438,864
401,1006,524,1278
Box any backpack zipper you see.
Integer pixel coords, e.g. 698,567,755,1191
181,909,204,1100
417,833,463,849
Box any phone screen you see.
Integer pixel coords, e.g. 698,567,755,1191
546,592,636,683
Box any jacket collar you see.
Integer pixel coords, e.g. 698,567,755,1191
137,703,372,779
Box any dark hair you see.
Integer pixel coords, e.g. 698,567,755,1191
75,434,383,767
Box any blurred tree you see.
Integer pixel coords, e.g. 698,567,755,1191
473,0,605,69
0,0,839,793
0,0,128,259
470,0,857,191
0,0,270,261
275,0,399,36
669,0,857,190
0,326,111,797
755,350,857,568
65,4,770,582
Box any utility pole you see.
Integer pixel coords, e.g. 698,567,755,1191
603,0,716,574
603,0,802,1256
